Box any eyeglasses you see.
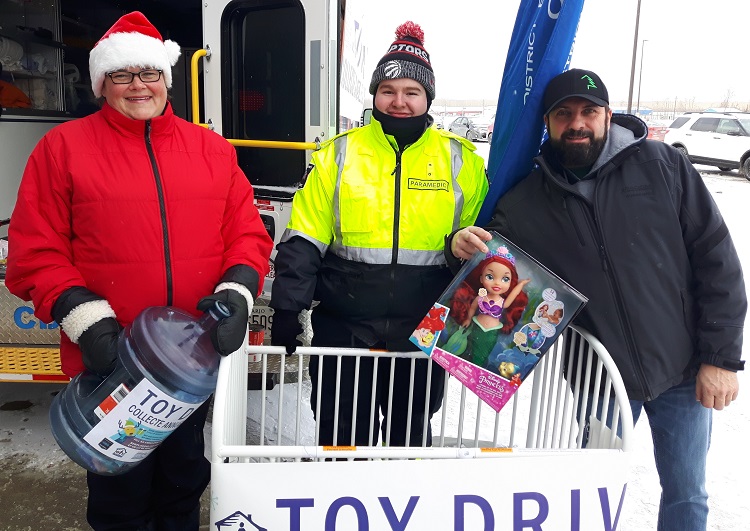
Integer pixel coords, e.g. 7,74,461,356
106,69,163,84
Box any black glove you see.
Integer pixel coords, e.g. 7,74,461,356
197,289,249,356
271,310,303,355
78,317,122,377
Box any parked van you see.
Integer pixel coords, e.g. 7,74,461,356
664,111,750,179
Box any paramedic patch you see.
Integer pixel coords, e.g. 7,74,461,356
408,178,449,191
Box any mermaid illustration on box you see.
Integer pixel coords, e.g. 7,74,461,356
487,288,566,381
438,246,530,367
517,290,565,353
411,304,448,352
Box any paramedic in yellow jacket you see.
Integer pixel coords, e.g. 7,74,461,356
271,21,488,447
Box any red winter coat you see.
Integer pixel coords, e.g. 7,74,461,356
6,102,272,376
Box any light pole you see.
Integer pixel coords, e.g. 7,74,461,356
626,0,642,114
636,39,648,115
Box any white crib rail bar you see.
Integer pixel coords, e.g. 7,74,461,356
210,339,248,463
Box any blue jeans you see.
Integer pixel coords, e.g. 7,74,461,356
629,378,712,531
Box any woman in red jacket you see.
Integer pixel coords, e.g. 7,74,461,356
6,12,272,530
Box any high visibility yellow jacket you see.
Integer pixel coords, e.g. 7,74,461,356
271,118,488,349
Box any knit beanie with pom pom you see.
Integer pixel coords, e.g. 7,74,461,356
369,21,435,101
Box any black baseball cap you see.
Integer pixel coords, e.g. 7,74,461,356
543,68,609,115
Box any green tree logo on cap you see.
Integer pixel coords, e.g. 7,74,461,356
581,75,597,90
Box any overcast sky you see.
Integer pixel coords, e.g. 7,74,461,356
360,0,750,107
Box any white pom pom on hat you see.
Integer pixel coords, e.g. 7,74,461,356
89,11,181,98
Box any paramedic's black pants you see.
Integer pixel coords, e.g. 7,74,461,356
309,327,445,447
86,399,211,531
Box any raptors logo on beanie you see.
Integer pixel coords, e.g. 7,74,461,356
88,11,181,98
369,21,435,101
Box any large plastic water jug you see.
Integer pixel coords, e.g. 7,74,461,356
49,302,229,475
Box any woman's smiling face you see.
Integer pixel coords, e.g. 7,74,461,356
101,68,167,120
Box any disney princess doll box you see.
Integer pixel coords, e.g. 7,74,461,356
410,232,587,412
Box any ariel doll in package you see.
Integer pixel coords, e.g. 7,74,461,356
410,232,587,412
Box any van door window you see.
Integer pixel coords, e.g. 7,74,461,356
223,0,306,189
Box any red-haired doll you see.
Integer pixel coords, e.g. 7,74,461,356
447,247,530,367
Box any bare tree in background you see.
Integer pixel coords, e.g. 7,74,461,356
681,97,698,112
657,98,671,112
719,89,735,110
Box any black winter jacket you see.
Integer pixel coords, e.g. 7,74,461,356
487,114,746,401
271,238,454,351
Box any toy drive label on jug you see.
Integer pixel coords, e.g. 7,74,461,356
83,379,203,463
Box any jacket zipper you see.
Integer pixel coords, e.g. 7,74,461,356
564,196,588,247
541,157,653,399
589,178,653,400
391,149,402,264
384,148,404,342
144,121,174,306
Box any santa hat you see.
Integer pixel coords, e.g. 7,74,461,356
89,11,181,98
369,21,435,102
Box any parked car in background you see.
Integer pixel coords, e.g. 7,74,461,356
448,115,491,142
664,111,750,180
646,119,670,142
429,112,444,129
488,113,495,142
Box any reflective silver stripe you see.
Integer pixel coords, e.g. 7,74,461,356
331,136,348,244
331,245,446,266
450,138,464,231
280,228,328,256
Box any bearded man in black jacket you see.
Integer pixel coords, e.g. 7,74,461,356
449,69,746,531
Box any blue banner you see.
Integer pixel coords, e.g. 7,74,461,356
477,0,586,225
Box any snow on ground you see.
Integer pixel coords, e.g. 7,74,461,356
1,150,748,529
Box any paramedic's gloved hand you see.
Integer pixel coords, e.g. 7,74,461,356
78,318,122,377
271,310,303,355
197,289,250,356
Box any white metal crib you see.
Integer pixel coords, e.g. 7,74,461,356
209,326,633,530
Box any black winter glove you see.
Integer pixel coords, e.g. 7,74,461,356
78,317,122,377
271,310,303,355
197,289,249,356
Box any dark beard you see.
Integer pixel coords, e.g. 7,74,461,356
549,129,608,168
